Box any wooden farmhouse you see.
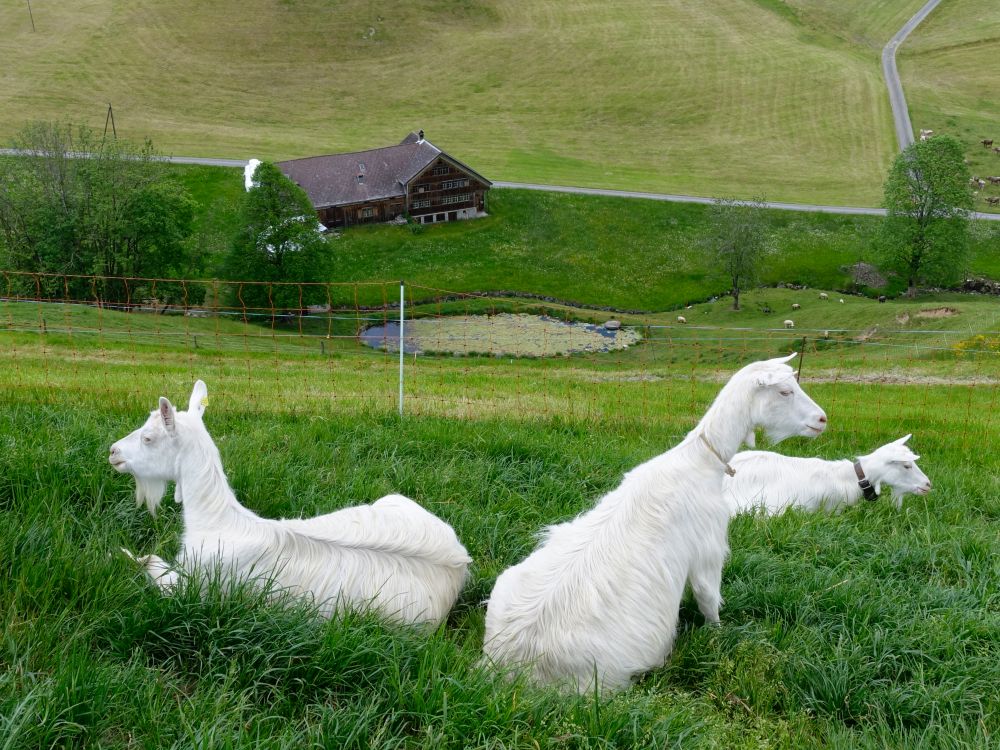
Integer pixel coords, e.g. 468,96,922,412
276,131,492,229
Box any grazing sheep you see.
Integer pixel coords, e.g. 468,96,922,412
839,298,844,304
724,435,930,515
819,292,829,300
919,129,934,141
983,139,994,148
483,354,827,692
988,177,1000,186
791,303,801,311
987,197,1000,207
677,315,687,324
878,295,887,303
111,381,471,627
784,319,795,328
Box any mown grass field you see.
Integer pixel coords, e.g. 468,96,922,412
899,0,1000,210
0,0,903,204
1,291,997,747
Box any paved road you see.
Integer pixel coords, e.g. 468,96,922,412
882,0,942,151
5,136,999,223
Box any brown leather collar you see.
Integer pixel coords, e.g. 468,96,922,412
853,460,878,501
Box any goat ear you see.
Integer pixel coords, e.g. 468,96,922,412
188,380,208,418
159,397,176,433
894,434,912,445
756,369,792,387
771,352,797,365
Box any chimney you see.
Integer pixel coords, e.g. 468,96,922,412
418,129,424,142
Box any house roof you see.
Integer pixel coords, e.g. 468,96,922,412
276,133,491,209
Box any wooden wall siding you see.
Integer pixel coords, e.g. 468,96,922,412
316,158,488,228
407,158,489,216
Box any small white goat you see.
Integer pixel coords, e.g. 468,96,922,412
724,434,930,515
791,303,801,310
819,292,829,300
784,319,795,328
677,315,687,324
483,354,827,692
111,381,471,627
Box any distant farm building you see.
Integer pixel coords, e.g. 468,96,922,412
276,131,492,229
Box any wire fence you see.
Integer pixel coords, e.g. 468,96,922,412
2,271,998,459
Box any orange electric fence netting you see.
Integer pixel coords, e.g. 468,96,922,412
2,271,998,459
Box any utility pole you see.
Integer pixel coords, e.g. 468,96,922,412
104,103,117,139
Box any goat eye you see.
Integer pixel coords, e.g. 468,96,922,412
142,435,152,444
904,463,912,469
779,390,793,397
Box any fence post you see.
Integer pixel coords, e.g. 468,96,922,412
398,281,405,417
796,336,806,381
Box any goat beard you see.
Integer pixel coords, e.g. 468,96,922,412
135,478,168,517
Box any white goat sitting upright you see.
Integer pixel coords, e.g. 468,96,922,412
110,381,471,627
724,434,931,515
483,354,827,693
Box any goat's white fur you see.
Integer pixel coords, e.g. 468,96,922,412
482,355,827,692
111,381,471,627
724,434,931,515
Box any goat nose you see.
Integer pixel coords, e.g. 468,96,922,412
110,445,119,456
817,414,827,424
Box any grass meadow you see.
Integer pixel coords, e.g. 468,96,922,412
0,0,899,204
87,163,1000,309
1,290,998,748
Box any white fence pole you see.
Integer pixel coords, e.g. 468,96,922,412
398,281,405,417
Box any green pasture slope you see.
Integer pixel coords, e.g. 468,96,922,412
0,0,900,204
86,162,1000,309
1,291,998,748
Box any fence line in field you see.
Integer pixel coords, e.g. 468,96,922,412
1,271,998,454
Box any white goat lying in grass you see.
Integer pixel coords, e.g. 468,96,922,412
111,381,471,627
483,354,827,692
724,434,931,515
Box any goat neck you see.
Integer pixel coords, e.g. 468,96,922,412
687,375,755,468
173,415,250,527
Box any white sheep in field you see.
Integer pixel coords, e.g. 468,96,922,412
724,434,930,515
483,354,827,693
819,292,829,300
110,381,471,627
791,303,801,310
677,315,687,324
784,319,795,328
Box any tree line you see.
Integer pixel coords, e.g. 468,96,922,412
0,121,331,308
1,121,978,310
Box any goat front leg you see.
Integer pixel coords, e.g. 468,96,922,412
688,546,726,626
121,548,180,591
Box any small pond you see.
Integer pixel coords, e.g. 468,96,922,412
360,313,640,356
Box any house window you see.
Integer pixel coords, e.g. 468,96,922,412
432,165,449,176
441,179,469,190
411,198,431,209
360,207,374,218
440,193,472,205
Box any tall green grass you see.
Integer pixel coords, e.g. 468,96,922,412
0,304,997,747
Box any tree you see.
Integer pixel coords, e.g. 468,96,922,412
878,135,973,297
0,121,197,302
222,162,332,313
704,196,772,311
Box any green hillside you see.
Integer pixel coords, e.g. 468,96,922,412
899,0,1000,211
0,0,902,204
